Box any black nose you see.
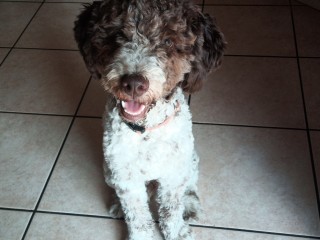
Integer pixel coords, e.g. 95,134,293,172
120,74,149,98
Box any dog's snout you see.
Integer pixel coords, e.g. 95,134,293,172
121,74,149,98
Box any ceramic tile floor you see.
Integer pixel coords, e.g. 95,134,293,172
0,0,319,239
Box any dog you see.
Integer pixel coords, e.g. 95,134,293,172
74,0,225,239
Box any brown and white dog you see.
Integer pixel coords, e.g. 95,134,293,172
74,0,225,239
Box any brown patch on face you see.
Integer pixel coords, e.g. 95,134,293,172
152,10,201,96
163,54,192,95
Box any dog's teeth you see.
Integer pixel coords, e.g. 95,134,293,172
121,101,125,108
140,105,146,111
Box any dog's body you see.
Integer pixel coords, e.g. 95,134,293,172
103,88,199,239
74,0,225,239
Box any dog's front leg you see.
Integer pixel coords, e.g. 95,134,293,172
115,184,155,240
157,183,194,240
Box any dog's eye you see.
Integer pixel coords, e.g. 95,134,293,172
163,38,173,47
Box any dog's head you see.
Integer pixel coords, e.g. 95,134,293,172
74,0,225,122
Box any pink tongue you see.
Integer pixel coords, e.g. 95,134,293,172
124,100,143,113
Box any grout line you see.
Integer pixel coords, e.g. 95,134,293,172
0,111,74,118
0,111,102,119
13,47,79,52
203,4,297,6
224,54,297,58
292,2,320,13
224,54,320,59
3,47,320,59
0,110,315,132
1,110,318,132
0,1,45,67
223,54,319,59
3,206,319,239
0,207,34,213
36,210,124,221
310,129,320,132
201,0,204,12
192,121,308,131
75,115,102,119
21,76,92,240
2,206,318,239
299,56,320,59
191,224,320,239
0,1,43,3
289,0,320,219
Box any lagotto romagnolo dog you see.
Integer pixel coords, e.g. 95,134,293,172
74,0,225,239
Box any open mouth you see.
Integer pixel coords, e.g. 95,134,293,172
119,100,149,122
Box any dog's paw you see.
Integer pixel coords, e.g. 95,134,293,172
108,201,124,218
183,191,201,221
183,209,199,221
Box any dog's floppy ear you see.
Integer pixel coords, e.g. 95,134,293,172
74,2,103,79
74,1,123,80
182,12,226,93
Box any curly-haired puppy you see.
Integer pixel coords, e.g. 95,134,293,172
74,0,225,239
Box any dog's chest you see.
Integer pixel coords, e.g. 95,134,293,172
103,113,194,180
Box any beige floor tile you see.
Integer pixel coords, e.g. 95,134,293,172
300,59,320,129
193,124,320,236
38,118,112,216
0,210,31,240
190,57,305,128
205,0,290,4
16,3,82,50
311,131,320,199
194,227,316,240
0,2,40,47
0,113,71,209
0,49,89,115
0,48,9,63
293,6,320,57
205,6,296,56
23,213,318,240
77,79,107,117
25,213,129,240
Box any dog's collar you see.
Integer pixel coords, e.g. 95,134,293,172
124,101,181,134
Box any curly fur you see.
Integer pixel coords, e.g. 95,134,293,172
74,0,225,239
